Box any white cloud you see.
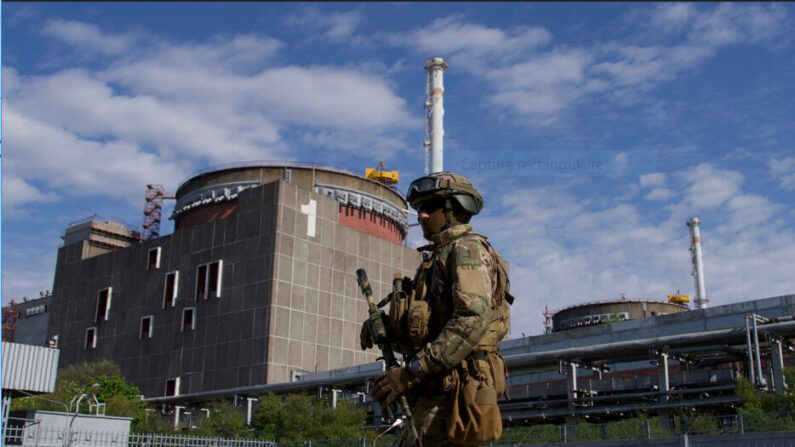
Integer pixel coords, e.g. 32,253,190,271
3,105,190,206
400,16,551,62
640,173,674,201
1,176,59,213
144,34,284,72
479,187,688,334
490,50,589,89
38,21,414,133
592,43,714,89
724,194,781,232
477,164,793,335
390,4,788,123
323,10,363,40
8,69,282,163
252,66,416,130
644,188,675,201
768,156,795,190
486,50,591,119
640,172,666,187
689,3,786,46
649,3,695,32
42,19,139,55
102,58,415,134
4,22,418,211
287,7,364,41
592,3,787,101
678,163,744,209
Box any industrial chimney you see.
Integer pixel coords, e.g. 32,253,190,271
424,57,448,175
687,217,708,309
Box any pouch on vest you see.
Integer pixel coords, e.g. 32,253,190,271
445,359,503,445
388,287,409,341
407,300,430,352
392,258,433,353
486,352,509,399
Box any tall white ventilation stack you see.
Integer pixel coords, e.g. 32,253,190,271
687,217,708,309
424,57,448,175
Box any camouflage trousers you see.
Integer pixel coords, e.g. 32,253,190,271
398,393,469,447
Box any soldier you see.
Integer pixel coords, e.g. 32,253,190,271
361,172,512,446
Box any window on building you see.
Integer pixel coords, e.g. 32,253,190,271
163,271,179,308
182,307,196,331
195,265,207,300
165,377,180,396
25,305,46,317
95,288,112,322
284,168,292,182
195,260,223,300
85,327,97,349
140,316,153,339
147,247,161,270
208,261,222,298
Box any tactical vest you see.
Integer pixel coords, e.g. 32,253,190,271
389,232,513,357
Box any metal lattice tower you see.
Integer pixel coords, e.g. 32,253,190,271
142,184,175,240
2,300,19,341
543,305,554,334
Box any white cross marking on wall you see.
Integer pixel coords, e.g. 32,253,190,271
300,199,317,238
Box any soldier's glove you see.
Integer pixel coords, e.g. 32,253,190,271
359,312,391,351
371,366,423,409
359,320,373,351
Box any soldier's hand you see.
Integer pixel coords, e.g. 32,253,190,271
371,367,421,408
359,320,373,351
360,312,391,351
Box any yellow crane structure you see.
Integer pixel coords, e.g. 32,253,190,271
365,161,399,185
668,290,690,305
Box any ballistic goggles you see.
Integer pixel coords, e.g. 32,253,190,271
407,176,448,200
406,172,483,215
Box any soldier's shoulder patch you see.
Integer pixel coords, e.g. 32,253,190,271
453,239,485,267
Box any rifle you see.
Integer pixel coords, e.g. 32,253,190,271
356,268,421,447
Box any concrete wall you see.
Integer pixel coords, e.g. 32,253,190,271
267,180,418,383
48,178,419,397
48,181,281,397
176,165,406,211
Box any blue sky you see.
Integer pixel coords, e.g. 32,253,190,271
2,2,794,335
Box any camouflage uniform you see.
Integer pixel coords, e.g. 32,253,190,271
366,172,511,447
396,223,510,446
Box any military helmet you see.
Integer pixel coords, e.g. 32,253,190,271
406,171,483,215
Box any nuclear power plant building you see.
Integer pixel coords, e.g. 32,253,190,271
46,163,420,398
